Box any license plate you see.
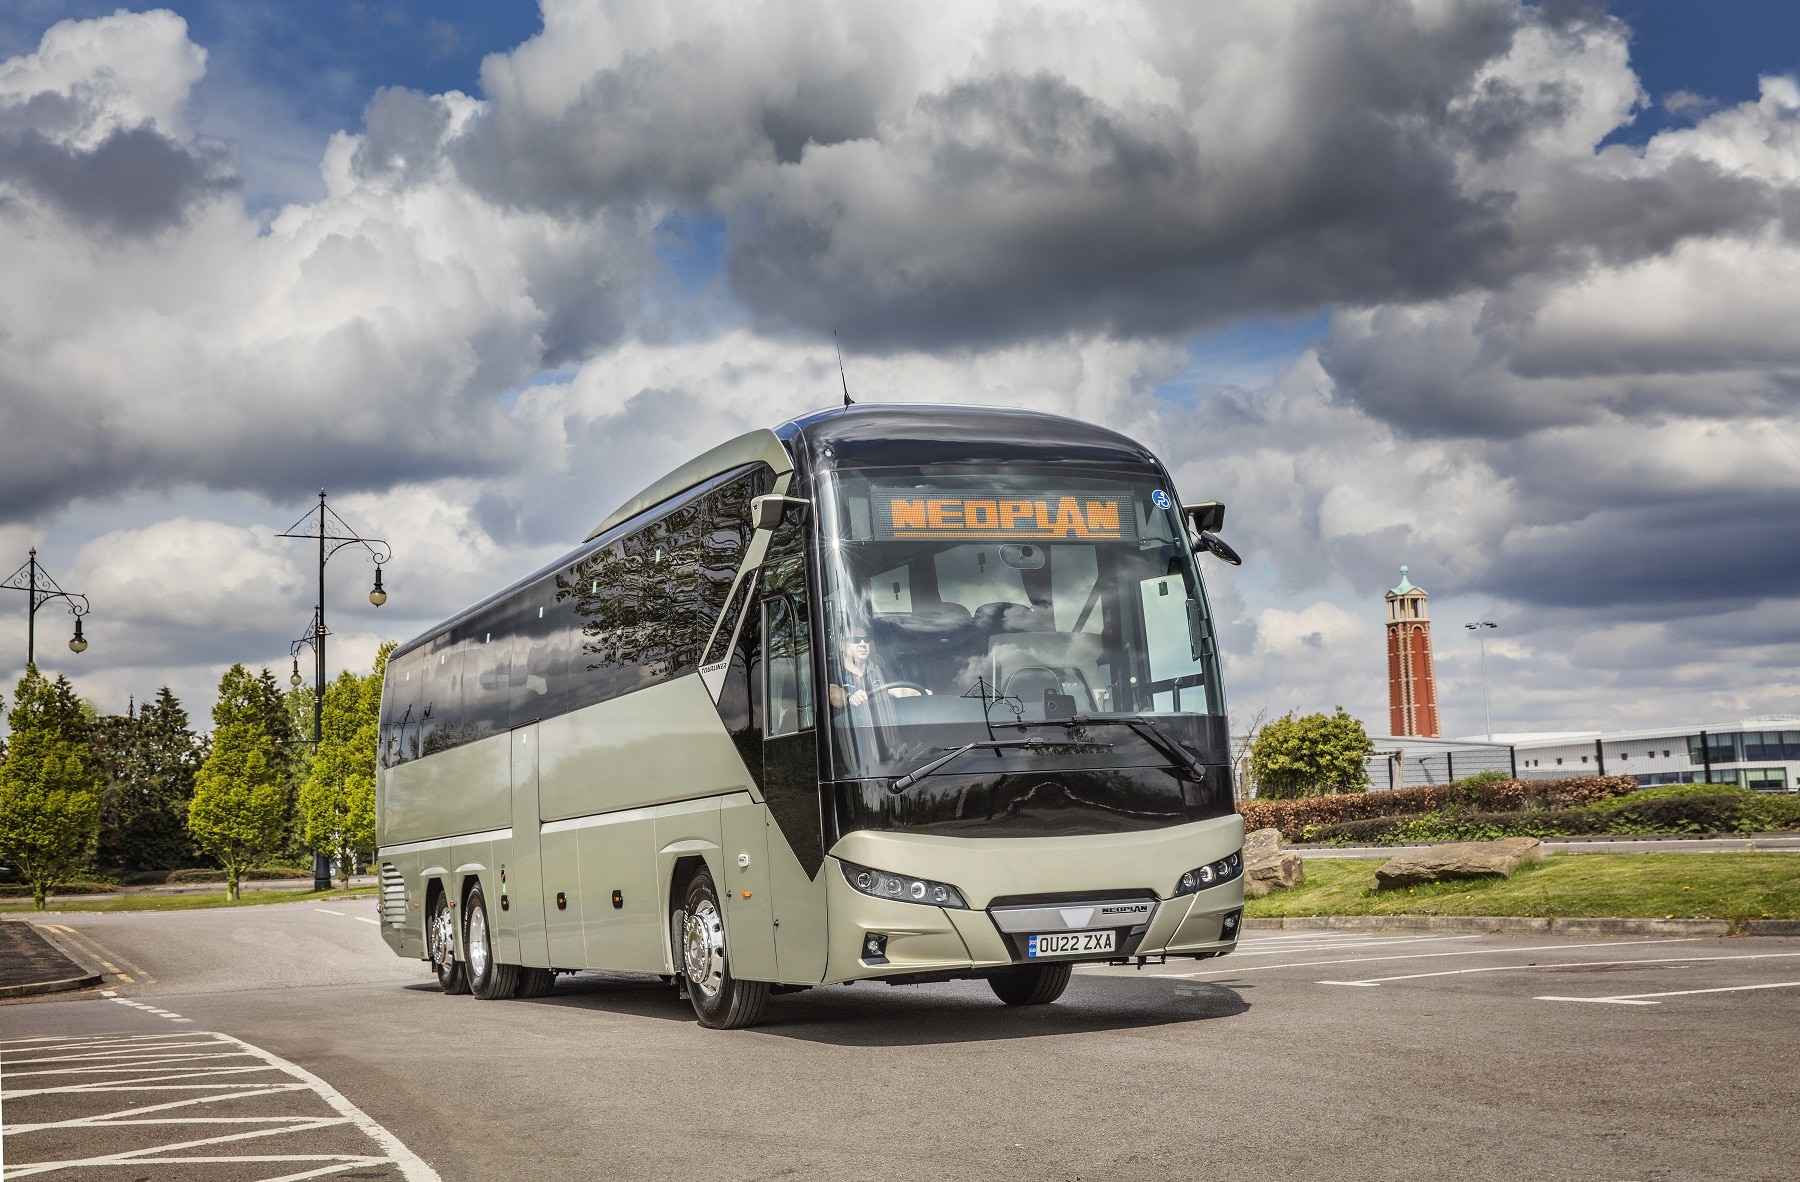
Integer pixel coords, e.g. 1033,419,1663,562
1027,930,1115,958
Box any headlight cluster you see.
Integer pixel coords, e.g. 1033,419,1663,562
841,860,967,909
1174,850,1243,895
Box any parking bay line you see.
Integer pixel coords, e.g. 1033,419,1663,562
1535,981,1800,1005
1,1031,442,1180
1318,949,1800,987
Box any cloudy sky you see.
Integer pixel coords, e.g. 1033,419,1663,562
2,0,1796,740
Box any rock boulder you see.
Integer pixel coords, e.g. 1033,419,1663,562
1243,826,1304,897
1374,837,1542,889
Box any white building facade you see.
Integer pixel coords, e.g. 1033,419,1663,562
1500,715,1800,793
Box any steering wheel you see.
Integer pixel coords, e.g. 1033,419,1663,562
877,681,931,698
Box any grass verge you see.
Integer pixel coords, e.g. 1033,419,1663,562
1245,853,1800,922
0,887,377,914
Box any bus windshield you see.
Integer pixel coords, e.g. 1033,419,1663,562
817,465,1225,782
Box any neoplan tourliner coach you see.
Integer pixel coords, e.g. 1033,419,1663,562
376,404,1247,1027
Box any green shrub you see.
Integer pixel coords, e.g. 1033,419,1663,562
1745,794,1800,831
1309,809,1595,846
1244,775,1638,840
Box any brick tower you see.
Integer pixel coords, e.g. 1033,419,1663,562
1385,566,1439,737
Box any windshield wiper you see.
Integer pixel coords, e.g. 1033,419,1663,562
890,738,1112,793
998,715,1208,778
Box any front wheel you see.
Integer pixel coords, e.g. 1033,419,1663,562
429,890,468,995
679,868,769,1029
464,883,518,1001
989,963,1072,1006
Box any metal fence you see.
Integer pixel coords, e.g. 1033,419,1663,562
1363,737,1517,791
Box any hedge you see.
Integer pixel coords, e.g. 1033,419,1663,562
1239,776,1639,839
162,866,309,884
1304,791,1800,845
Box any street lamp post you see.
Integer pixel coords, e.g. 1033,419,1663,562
277,491,390,891
1,549,91,668
1464,620,1497,741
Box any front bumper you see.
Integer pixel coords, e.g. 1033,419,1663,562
822,815,1244,984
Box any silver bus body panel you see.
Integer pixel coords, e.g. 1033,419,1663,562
378,668,830,984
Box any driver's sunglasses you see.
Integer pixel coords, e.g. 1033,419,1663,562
848,634,870,643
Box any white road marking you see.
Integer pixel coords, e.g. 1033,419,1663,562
355,917,379,925
107,997,189,1024
312,909,346,917
1166,937,1699,978
1,1030,441,1180
1318,949,1800,987
1535,980,1800,1005
1228,934,1485,956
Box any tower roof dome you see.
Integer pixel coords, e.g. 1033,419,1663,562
1388,565,1422,597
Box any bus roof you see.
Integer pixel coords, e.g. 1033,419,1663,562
396,404,1166,661
776,403,1159,472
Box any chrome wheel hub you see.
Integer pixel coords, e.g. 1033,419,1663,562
683,899,726,999
430,905,456,970
467,904,490,980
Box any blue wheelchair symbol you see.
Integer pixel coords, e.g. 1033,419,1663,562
1151,489,1171,509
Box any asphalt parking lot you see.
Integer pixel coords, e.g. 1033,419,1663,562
4,906,1797,1181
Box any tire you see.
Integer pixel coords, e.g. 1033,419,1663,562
678,867,770,1029
989,962,1073,1006
464,882,518,1001
428,889,469,995
515,967,556,999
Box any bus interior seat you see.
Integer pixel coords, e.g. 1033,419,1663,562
989,632,1103,714
867,601,980,689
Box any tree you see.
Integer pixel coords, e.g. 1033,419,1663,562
189,665,290,901
94,688,204,870
300,644,389,885
0,666,103,908
1248,707,1374,799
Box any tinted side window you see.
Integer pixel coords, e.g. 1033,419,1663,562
563,466,768,713
563,544,665,709
514,577,574,724
458,614,512,744
380,647,424,769
419,634,465,756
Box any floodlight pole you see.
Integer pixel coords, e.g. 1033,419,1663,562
1465,621,1497,740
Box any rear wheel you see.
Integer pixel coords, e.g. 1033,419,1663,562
464,883,518,1000
428,890,468,995
515,967,556,999
679,867,769,1029
989,963,1072,1006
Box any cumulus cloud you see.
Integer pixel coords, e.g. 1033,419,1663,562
4,1,1800,735
0,9,234,233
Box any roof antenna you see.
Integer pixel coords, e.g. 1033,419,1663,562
834,331,855,407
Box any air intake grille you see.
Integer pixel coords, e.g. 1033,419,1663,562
380,863,408,927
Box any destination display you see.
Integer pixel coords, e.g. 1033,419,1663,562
870,486,1141,541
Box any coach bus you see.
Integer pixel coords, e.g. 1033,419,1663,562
375,404,1246,1027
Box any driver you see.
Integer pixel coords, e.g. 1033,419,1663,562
829,629,876,709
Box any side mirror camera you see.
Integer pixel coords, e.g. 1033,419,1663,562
751,494,811,531
1182,501,1225,535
